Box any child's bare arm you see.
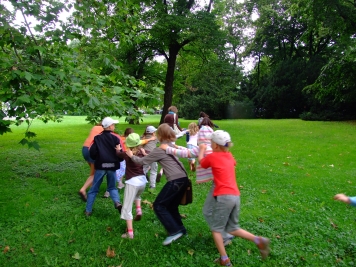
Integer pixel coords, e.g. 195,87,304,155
198,144,206,162
334,194,351,204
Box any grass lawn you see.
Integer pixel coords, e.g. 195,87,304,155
1,116,356,266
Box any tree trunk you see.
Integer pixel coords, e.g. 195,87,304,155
160,44,180,124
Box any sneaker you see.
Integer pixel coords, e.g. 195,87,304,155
162,232,183,246
103,191,110,198
121,232,134,239
118,182,125,189
134,212,142,221
115,202,122,214
219,258,232,266
84,211,92,217
223,234,234,246
223,239,232,246
156,173,161,183
256,237,270,260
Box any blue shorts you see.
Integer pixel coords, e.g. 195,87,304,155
82,146,95,163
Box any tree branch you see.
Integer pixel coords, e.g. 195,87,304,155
19,1,43,68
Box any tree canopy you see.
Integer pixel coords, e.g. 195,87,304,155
1,0,355,148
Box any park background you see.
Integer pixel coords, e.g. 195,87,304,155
1,0,356,265
1,115,356,266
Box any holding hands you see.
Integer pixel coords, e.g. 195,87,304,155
125,148,133,158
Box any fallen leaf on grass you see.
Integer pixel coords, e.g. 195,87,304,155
288,208,296,212
106,246,115,258
72,252,81,260
180,214,187,219
290,192,295,195
188,249,194,256
142,199,152,205
258,218,264,223
276,235,280,239
329,164,334,167
142,199,153,209
348,181,352,184
155,233,159,238
3,246,10,253
283,162,290,166
261,190,267,194
106,227,112,232
30,248,35,254
247,249,251,255
329,219,338,229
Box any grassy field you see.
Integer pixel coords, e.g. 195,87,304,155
1,116,356,267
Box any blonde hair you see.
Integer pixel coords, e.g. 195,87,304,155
130,146,142,156
211,141,233,152
156,123,176,143
188,122,199,135
168,106,178,113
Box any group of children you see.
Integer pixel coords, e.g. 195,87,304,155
80,114,272,266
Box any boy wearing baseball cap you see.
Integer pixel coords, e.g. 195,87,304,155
198,130,270,266
85,117,123,216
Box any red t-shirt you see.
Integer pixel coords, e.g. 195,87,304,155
200,152,240,197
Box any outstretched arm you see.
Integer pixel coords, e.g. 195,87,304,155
334,194,356,207
164,145,199,158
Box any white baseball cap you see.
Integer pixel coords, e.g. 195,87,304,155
102,117,119,128
211,130,231,147
146,126,157,133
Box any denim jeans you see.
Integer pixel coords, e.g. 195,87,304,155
86,169,120,212
154,177,189,235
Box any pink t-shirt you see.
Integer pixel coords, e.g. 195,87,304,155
200,152,240,197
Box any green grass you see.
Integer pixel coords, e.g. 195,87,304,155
1,116,356,266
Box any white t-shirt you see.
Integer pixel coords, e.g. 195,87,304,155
187,133,198,146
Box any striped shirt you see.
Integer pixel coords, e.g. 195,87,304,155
166,144,213,183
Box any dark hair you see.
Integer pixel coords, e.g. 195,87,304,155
124,127,134,137
200,117,214,128
199,111,209,118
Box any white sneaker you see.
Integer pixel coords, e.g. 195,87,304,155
162,232,183,245
118,182,125,189
103,191,110,198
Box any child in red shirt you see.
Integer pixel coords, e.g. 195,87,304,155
198,130,270,266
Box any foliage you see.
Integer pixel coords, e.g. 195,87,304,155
0,0,163,134
241,0,356,119
1,116,356,266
